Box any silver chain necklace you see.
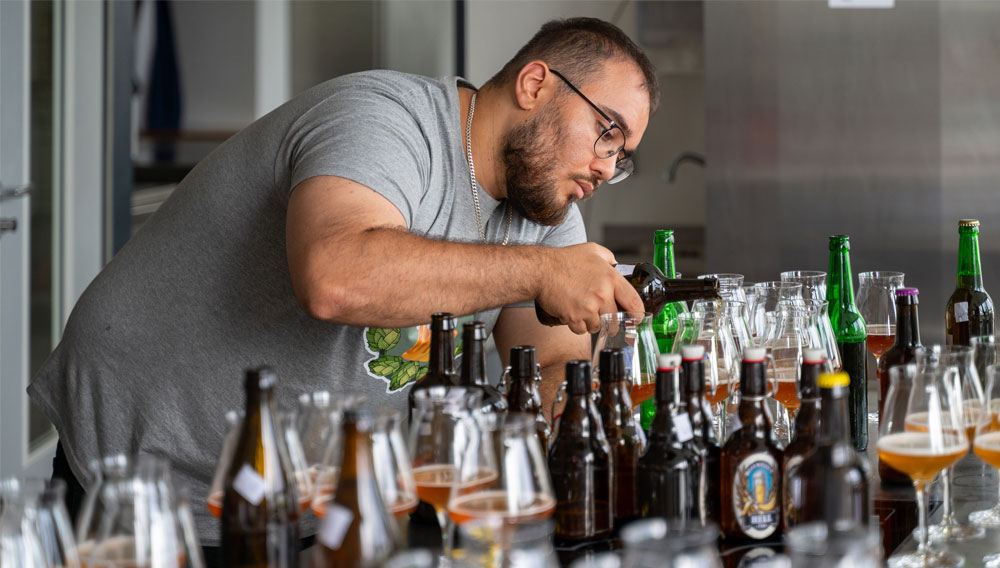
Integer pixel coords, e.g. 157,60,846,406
466,92,512,245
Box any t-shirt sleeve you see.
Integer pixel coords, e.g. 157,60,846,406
281,89,430,228
539,203,587,247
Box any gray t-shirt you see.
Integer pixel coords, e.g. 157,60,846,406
27,70,585,544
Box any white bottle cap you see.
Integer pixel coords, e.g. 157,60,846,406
803,348,827,363
743,347,766,362
658,353,681,369
680,345,706,361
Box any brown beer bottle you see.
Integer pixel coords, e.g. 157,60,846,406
720,348,782,542
876,287,922,484
506,346,550,454
458,322,507,414
781,349,824,529
946,219,995,346
313,409,398,567
784,372,871,529
536,263,720,325
597,348,644,525
637,354,697,521
221,367,299,568
408,313,458,414
679,345,721,525
548,360,614,543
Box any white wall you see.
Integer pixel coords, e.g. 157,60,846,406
465,1,707,247
377,0,455,77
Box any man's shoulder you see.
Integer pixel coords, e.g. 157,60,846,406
310,70,457,106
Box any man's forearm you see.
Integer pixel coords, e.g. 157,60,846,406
295,227,548,327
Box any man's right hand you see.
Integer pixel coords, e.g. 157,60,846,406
535,243,645,334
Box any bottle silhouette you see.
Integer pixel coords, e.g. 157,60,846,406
680,344,721,525
506,346,551,455
408,313,458,414
597,348,644,525
781,349,823,529
827,235,868,451
876,287,922,484
458,322,507,414
946,219,994,346
646,229,688,430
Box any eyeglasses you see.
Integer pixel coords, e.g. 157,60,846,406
549,68,634,184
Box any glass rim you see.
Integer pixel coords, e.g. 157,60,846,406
599,311,652,322
971,334,998,346
754,281,803,291
411,385,484,408
857,270,905,283
780,270,826,279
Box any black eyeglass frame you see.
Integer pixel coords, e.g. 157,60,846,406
549,68,633,184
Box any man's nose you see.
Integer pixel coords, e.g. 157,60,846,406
591,155,615,183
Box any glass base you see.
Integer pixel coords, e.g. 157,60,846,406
916,521,986,543
970,507,1000,528
889,550,964,568
985,553,1000,568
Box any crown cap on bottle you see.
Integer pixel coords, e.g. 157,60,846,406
654,229,674,244
959,219,980,227
681,345,706,361
463,321,487,341
431,312,456,330
658,353,681,370
818,372,851,389
246,366,276,390
743,347,766,362
896,287,919,297
565,360,592,395
599,349,626,382
802,348,826,364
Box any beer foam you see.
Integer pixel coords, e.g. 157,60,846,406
975,431,1000,452
877,432,968,456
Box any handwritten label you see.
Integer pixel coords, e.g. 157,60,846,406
233,465,266,506
954,301,970,323
318,503,355,550
674,413,694,442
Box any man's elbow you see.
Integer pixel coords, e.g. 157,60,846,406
294,278,355,322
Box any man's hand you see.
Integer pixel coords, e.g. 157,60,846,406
535,243,644,334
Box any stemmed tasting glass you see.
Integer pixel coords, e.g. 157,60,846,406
698,273,748,320
878,363,968,568
974,364,1000,566
762,301,809,445
409,386,494,565
971,335,1000,527
679,303,742,439
856,271,905,371
207,409,312,518
0,478,79,568
372,408,419,519
802,299,841,372
447,413,554,566
780,270,827,301
918,345,986,542
749,282,803,341
592,312,659,410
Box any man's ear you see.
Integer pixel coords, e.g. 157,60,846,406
513,61,556,111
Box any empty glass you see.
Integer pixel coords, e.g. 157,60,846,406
780,270,827,301
698,273,748,317
971,335,1000,527
785,522,881,568
592,312,660,410
458,519,557,568
749,282,804,341
620,518,722,568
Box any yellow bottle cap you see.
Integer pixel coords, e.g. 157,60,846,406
818,371,850,389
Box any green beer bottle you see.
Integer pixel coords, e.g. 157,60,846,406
826,235,868,451
643,229,687,430
945,219,995,346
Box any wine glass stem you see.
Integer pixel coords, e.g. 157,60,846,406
437,509,453,563
941,468,954,524
916,482,929,556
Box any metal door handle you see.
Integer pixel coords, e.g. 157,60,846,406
0,183,32,201
0,217,16,236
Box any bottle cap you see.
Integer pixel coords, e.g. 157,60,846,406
680,345,706,361
802,348,826,364
743,347,766,362
654,229,674,244
818,372,850,389
599,348,626,382
565,360,592,395
431,312,456,330
896,287,919,297
463,321,487,341
959,219,980,227
658,353,681,370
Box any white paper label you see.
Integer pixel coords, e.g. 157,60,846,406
954,301,970,323
317,503,355,550
233,464,266,506
674,413,694,442
615,264,635,277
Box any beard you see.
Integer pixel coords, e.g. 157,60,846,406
501,107,584,227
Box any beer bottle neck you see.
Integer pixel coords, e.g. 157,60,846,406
827,239,867,342
652,231,677,328
818,387,850,444
428,326,456,378
799,363,821,401
957,227,985,289
655,367,679,409
894,299,921,348
459,335,488,387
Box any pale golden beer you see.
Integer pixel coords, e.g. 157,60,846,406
876,432,967,484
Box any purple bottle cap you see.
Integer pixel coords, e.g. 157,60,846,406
896,287,919,297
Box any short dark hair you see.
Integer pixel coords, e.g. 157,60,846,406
485,18,659,114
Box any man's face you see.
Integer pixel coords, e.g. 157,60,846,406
502,62,651,226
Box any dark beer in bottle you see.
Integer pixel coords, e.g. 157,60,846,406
877,287,922,484
637,354,697,521
408,313,458,414
784,372,871,529
946,219,995,346
827,235,868,451
548,360,614,542
645,229,687,430
680,344,721,525
313,409,399,567
781,349,824,529
535,263,719,326
458,322,507,414
222,367,299,568
720,348,782,542
597,348,644,525
506,346,551,454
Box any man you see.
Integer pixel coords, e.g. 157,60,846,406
28,17,657,547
